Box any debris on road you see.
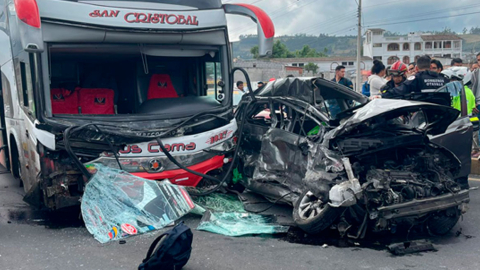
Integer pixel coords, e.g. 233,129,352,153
81,164,195,243
387,240,436,256
191,192,290,236
193,193,245,213
196,211,289,237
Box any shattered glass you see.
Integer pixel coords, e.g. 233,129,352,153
81,164,195,243
193,193,246,213
196,211,289,237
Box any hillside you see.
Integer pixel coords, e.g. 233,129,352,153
232,34,480,59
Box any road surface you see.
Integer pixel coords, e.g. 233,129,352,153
1,171,479,270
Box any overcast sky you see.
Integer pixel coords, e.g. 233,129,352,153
223,0,480,40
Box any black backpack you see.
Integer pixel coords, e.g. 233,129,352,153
139,222,193,270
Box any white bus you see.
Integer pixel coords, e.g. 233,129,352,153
0,0,274,209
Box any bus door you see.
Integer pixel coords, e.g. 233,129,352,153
14,53,40,192
0,75,8,169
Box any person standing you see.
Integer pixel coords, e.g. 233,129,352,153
430,59,444,74
472,53,480,114
382,55,448,98
367,60,387,97
381,61,407,93
451,58,463,67
237,81,250,93
471,63,479,72
407,63,416,77
470,53,480,157
256,81,265,91
332,65,353,89
236,81,244,92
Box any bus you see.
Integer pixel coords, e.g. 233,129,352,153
0,0,274,209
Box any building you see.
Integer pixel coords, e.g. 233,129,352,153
234,57,373,90
363,28,463,66
233,59,289,83
272,56,373,76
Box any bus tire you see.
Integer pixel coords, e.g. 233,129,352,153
9,139,23,188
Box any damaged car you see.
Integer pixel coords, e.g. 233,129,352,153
235,77,472,237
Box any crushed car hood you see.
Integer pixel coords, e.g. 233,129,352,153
328,99,460,139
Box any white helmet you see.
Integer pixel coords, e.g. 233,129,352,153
451,66,468,78
441,69,456,80
444,67,469,82
463,71,473,85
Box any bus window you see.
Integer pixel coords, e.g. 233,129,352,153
19,56,36,116
1,73,13,118
205,62,222,101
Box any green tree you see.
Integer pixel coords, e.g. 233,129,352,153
272,40,295,58
463,27,468,35
250,41,328,59
295,45,327,58
250,46,259,59
304,62,319,75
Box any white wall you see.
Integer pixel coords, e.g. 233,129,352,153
363,30,463,65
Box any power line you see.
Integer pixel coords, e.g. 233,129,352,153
364,3,480,25
365,10,480,28
363,0,415,9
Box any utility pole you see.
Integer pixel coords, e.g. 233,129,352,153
356,0,362,93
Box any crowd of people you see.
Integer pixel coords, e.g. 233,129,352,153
334,53,480,158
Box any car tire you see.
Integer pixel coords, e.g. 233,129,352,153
293,190,342,235
426,207,460,236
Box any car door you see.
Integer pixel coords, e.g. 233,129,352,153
430,87,472,180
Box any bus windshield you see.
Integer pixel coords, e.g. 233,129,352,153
47,44,227,117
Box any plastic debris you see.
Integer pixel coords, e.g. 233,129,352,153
81,164,195,243
196,211,289,237
387,240,436,255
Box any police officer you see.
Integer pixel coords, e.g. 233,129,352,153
382,55,448,98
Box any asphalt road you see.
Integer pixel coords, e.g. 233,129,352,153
1,171,480,270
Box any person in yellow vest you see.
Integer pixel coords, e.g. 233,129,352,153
442,68,479,157
441,68,476,114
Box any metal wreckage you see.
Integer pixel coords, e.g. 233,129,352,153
86,76,474,240
230,77,472,237
29,77,474,240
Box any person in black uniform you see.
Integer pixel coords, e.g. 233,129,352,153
382,55,449,99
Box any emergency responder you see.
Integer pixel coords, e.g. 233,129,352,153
381,61,407,93
382,55,448,99
441,68,476,114
443,67,480,157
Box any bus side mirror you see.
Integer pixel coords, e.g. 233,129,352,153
223,4,274,57
13,0,44,52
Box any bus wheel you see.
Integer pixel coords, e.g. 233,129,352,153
10,142,23,188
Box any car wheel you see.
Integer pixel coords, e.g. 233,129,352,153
426,207,460,236
293,190,342,234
